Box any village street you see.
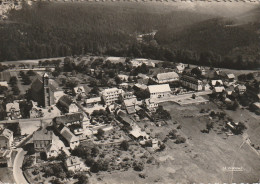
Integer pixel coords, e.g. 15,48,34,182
13,148,28,184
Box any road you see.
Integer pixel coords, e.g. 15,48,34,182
13,148,28,184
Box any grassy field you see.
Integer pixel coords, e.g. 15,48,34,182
0,168,15,183
89,101,260,183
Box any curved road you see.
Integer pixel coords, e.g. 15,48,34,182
13,148,28,184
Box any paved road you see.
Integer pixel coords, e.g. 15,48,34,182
13,148,28,184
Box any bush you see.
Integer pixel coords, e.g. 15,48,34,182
133,161,144,172
120,140,129,151
175,136,186,144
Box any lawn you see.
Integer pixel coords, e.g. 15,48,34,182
0,168,15,183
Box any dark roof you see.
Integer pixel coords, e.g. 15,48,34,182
31,78,43,92
33,129,53,141
58,95,73,107
55,113,84,125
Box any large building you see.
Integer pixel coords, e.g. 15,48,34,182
30,73,64,107
101,88,123,105
180,75,203,91
57,95,79,114
148,84,171,98
152,71,179,84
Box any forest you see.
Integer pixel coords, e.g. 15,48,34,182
0,2,259,69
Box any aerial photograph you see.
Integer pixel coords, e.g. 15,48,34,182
0,0,259,184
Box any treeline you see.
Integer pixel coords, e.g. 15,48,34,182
0,1,211,61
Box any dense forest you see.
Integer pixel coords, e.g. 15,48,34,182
0,2,260,69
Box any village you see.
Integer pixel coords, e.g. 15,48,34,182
0,55,260,184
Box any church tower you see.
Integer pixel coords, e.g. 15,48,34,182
43,73,50,107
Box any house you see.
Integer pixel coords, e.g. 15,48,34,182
54,113,84,127
30,73,64,107
118,74,129,81
213,86,225,93
123,98,137,114
196,66,206,75
225,86,235,96
0,129,13,149
133,84,147,91
65,156,86,172
73,86,86,96
119,92,136,101
137,73,149,79
117,110,135,126
143,98,158,111
57,95,79,113
0,81,8,88
33,129,53,152
119,83,129,89
202,81,211,91
105,57,125,64
152,72,179,84
101,88,123,105
180,75,203,91
0,149,16,167
235,85,246,95
226,73,235,82
85,97,101,107
211,80,223,87
130,58,155,68
44,143,60,158
6,102,21,120
60,126,80,150
175,63,185,74
148,84,171,98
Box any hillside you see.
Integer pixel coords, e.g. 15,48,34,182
0,1,213,61
155,18,259,55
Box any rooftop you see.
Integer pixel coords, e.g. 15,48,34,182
155,72,179,81
33,129,53,141
148,84,171,93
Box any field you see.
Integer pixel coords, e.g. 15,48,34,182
0,168,15,183
89,101,260,183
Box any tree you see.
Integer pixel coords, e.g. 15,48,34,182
27,70,36,76
90,86,99,95
115,76,122,85
192,94,196,99
9,76,17,86
96,128,105,140
75,173,89,184
120,140,129,151
206,121,214,131
133,161,144,171
175,135,186,144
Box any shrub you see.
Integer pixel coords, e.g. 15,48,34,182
133,161,144,171
120,140,129,151
175,136,186,144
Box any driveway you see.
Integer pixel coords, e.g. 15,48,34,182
13,148,28,184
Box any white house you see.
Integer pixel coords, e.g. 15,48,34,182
148,84,171,98
73,86,86,96
6,102,21,120
143,98,158,111
101,88,123,105
65,156,87,172
213,86,225,93
175,63,185,74
152,72,179,84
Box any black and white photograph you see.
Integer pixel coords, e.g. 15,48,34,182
0,0,260,183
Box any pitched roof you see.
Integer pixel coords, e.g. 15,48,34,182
61,127,78,143
155,72,179,81
134,84,147,90
126,106,136,114
33,129,53,141
0,81,8,87
214,86,225,93
211,80,223,86
6,102,20,112
148,84,171,93
58,95,73,107
124,98,136,107
55,113,84,125
85,97,101,104
74,86,86,94
227,73,235,79
0,129,13,139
